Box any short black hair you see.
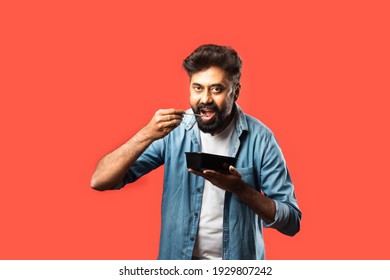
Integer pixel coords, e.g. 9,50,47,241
183,44,242,83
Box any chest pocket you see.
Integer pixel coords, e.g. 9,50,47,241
236,166,258,190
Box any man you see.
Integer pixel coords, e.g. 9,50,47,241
91,44,301,260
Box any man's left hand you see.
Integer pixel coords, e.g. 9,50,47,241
188,165,244,193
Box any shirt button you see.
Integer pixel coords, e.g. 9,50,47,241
190,237,195,241
197,188,201,192
194,212,198,217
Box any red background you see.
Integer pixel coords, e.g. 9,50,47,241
1,0,389,259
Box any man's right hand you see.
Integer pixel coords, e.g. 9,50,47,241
91,108,185,190
143,108,186,140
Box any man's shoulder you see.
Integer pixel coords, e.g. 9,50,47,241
240,111,274,138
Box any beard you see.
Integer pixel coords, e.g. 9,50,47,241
192,103,225,134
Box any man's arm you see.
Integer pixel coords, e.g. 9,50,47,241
190,133,301,236
188,166,276,224
91,108,185,191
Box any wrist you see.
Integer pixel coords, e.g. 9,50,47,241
136,127,155,145
231,179,247,195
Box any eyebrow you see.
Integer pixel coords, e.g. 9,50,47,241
210,83,225,87
191,82,226,87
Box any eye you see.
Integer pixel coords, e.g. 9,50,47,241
211,86,223,93
193,85,203,92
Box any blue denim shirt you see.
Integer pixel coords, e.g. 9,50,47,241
116,105,301,259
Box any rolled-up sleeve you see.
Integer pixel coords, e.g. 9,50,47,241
261,134,301,236
112,138,165,189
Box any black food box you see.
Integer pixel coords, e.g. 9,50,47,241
185,152,237,174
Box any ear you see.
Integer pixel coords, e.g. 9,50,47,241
234,83,241,101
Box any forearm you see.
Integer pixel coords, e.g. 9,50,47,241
91,108,185,191
90,127,154,191
233,182,276,224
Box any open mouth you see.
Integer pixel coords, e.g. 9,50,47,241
200,109,216,121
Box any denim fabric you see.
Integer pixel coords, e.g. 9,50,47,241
116,105,301,259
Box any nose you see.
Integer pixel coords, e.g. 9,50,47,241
200,90,213,104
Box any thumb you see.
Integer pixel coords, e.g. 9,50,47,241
229,165,242,178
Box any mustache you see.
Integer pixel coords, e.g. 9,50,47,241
195,103,220,113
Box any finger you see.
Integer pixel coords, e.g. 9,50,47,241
188,168,204,177
229,165,242,178
163,118,182,128
188,168,214,180
171,108,186,115
165,114,184,122
159,108,186,116
199,170,222,182
202,169,220,176
172,113,185,120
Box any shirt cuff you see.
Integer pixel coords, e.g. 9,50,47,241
263,200,290,229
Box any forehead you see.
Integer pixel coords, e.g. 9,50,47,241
190,66,231,85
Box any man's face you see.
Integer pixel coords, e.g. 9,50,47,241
189,66,239,135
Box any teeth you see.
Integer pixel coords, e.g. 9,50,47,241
199,109,214,117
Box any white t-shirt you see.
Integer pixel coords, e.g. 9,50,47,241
192,117,236,259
